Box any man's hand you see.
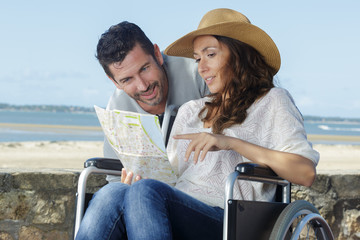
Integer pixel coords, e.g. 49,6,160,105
121,168,141,185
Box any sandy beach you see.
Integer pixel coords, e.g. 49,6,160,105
0,141,104,170
0,138,359,173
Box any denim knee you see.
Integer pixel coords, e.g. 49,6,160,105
127,179,169,201
91,182,129,205
123,179,173,239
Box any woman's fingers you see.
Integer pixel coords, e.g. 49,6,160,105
200,143,212,162
175,132,230,163
173,133,198,140
181,133,211,164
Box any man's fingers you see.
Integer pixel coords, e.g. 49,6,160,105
134,175,141,182
121,168,127,183
121,168,141,184
125,172,133,184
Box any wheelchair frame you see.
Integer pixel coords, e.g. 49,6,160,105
74,159,334,240
223,163,334,240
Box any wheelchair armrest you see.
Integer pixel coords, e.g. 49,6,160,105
84,157,124,171
75,158,123,236
235,162,282,180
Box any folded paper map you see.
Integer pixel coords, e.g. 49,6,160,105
94,106,177,185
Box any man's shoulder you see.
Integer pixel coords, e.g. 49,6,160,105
163,54,195,66
106,88,145,113
162,54,198,77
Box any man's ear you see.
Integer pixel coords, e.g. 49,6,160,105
107,75,122,89
154,44,164,66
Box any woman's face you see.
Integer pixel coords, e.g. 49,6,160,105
193,35,231,94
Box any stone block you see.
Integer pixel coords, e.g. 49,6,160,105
19,226,69,240
0,231,14,240
12,171,77,191
32,196,68,225
0,173,12,192
310,173,331,193
331,174,360,198
0,191,33,220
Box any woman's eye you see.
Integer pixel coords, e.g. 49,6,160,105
195,58,200,63
208,53,215,57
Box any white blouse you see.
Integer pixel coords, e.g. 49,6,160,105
166,88,319,208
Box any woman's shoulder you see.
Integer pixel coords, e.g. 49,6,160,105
179,97,208,112
263,87,295,105
249,87,297,115
267,87,291,97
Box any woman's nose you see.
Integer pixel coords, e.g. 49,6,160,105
198,59,208,74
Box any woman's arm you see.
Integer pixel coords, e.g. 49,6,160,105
173,132,316,187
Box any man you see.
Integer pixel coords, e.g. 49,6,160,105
97,22,208,172
75,22,208,239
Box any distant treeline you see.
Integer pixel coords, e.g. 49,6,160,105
0,103,95,113
303,115,360,123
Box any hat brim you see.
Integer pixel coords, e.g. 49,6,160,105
164,22,281,73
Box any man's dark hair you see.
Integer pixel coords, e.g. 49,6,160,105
96,21,155,79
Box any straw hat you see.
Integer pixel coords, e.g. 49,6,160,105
164,8,281,73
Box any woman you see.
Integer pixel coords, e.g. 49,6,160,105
164,8,319,211
77,8,318,240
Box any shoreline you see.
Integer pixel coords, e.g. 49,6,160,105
1,123,359,172
1,122,360,143
0,122,102,131
0,141,359,172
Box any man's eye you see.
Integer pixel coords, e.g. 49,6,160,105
141,66,149,72
120,78,130,84
208,53,215,57
195,58,200,63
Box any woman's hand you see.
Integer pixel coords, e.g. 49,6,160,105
121,168,141,185
174,133,316,186
173,132,232,164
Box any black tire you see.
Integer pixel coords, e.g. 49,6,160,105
269,200,334,240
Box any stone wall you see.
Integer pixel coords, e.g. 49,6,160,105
0,169,359,240
0,169,106,240
292,171,360,240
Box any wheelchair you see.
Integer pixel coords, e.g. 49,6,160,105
74,158,334,240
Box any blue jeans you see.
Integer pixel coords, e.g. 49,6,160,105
75,179,224,240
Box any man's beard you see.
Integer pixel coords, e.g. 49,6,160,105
134,81,163,106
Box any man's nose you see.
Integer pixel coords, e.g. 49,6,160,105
136,76,150,91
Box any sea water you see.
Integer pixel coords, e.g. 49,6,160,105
304,121,360,136
0,110,359,143
0,110,103,142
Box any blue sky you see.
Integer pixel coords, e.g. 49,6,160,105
1,0,359,118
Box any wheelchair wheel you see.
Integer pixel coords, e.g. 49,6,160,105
269,200,334,240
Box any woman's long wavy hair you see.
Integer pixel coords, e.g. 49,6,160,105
199,35,277,134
